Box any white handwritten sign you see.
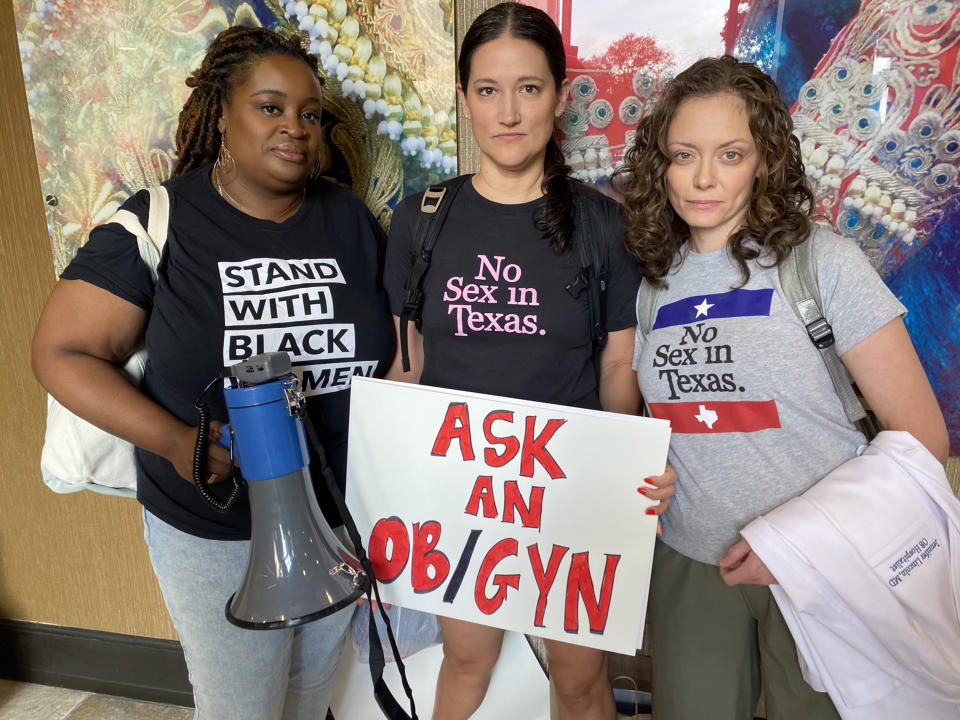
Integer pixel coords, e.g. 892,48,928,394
346,378,671,654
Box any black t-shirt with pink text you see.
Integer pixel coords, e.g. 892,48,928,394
384,178,640,409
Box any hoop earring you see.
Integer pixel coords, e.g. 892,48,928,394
217,132,236,176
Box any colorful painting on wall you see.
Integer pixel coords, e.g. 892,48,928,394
532,0,960,453
14,0,458,273
15,0,959,450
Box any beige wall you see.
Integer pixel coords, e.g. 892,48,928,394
454,0,498,174
0,2,175,640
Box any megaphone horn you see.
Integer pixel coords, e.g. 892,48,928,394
220,352,368,629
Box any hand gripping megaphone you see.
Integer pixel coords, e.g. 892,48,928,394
203,352,368,628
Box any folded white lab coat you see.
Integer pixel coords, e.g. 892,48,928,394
741,431,960,720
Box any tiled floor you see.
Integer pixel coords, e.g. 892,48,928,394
0,680,192,720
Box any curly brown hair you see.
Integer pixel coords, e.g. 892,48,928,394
615,55,814,286
172,26,322,178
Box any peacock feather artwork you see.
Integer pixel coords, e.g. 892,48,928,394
545,0,959,452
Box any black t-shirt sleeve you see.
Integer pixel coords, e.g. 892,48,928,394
370,213,389,288
352,195,389,287
600,200,641,332
59,189,155,311
383,193,420,316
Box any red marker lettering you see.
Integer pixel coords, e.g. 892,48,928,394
367,516,410,583
464,475,498,519
474,538,520,614
528,543,569,627
502,481,544,529
483,410,519,467
431,402,475,460
410,521,450,593
520,416,566,479
564,552,620,634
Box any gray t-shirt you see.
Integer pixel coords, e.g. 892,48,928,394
633,229,905,564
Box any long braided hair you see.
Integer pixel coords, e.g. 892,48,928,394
172,26,322,178
459,2,575,253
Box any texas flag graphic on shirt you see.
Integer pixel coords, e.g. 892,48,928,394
652,287,774,330
646,288,781,434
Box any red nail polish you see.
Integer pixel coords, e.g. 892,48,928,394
637,487,648,496
645,507,657,515
644,477,657,486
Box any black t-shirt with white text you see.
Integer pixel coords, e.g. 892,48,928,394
62,166,395,539
384,177,640,408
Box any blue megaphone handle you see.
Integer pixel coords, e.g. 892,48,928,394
220,378,311,481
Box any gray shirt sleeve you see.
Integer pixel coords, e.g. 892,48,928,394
813,228,906,356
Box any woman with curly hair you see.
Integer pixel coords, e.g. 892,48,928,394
617,56,947,719
32,25,394,719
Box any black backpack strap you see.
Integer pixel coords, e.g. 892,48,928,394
565,189,609,358
399,175,470,372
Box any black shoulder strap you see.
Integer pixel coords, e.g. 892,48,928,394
565,189,609,358
399,175,470,372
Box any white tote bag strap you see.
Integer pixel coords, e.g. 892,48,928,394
103,185,170,374
104,185,170,283
146,185,171,261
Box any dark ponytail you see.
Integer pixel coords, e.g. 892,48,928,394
536,135,575,252
459,2,575,252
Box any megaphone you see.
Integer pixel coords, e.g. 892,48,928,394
214,352,368,629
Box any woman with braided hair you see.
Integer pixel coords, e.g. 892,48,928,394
32,25,395,719
384,4,677,718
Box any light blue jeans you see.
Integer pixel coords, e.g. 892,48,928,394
143,509,352,720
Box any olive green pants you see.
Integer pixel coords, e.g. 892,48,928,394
648,540,841,720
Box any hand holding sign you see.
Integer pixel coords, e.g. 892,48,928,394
638,467,678,515
346,378,671,654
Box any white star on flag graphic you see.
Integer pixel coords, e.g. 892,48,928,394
694,298,714,317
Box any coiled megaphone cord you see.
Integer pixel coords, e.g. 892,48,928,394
192,376,245,514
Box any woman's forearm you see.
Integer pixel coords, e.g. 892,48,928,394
34,348,193,466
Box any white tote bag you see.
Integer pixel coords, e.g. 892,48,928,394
40,186,170,497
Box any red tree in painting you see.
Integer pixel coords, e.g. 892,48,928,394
578,33,673,75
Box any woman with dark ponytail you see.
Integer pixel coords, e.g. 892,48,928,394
383,3,676,718
33,25,395,719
